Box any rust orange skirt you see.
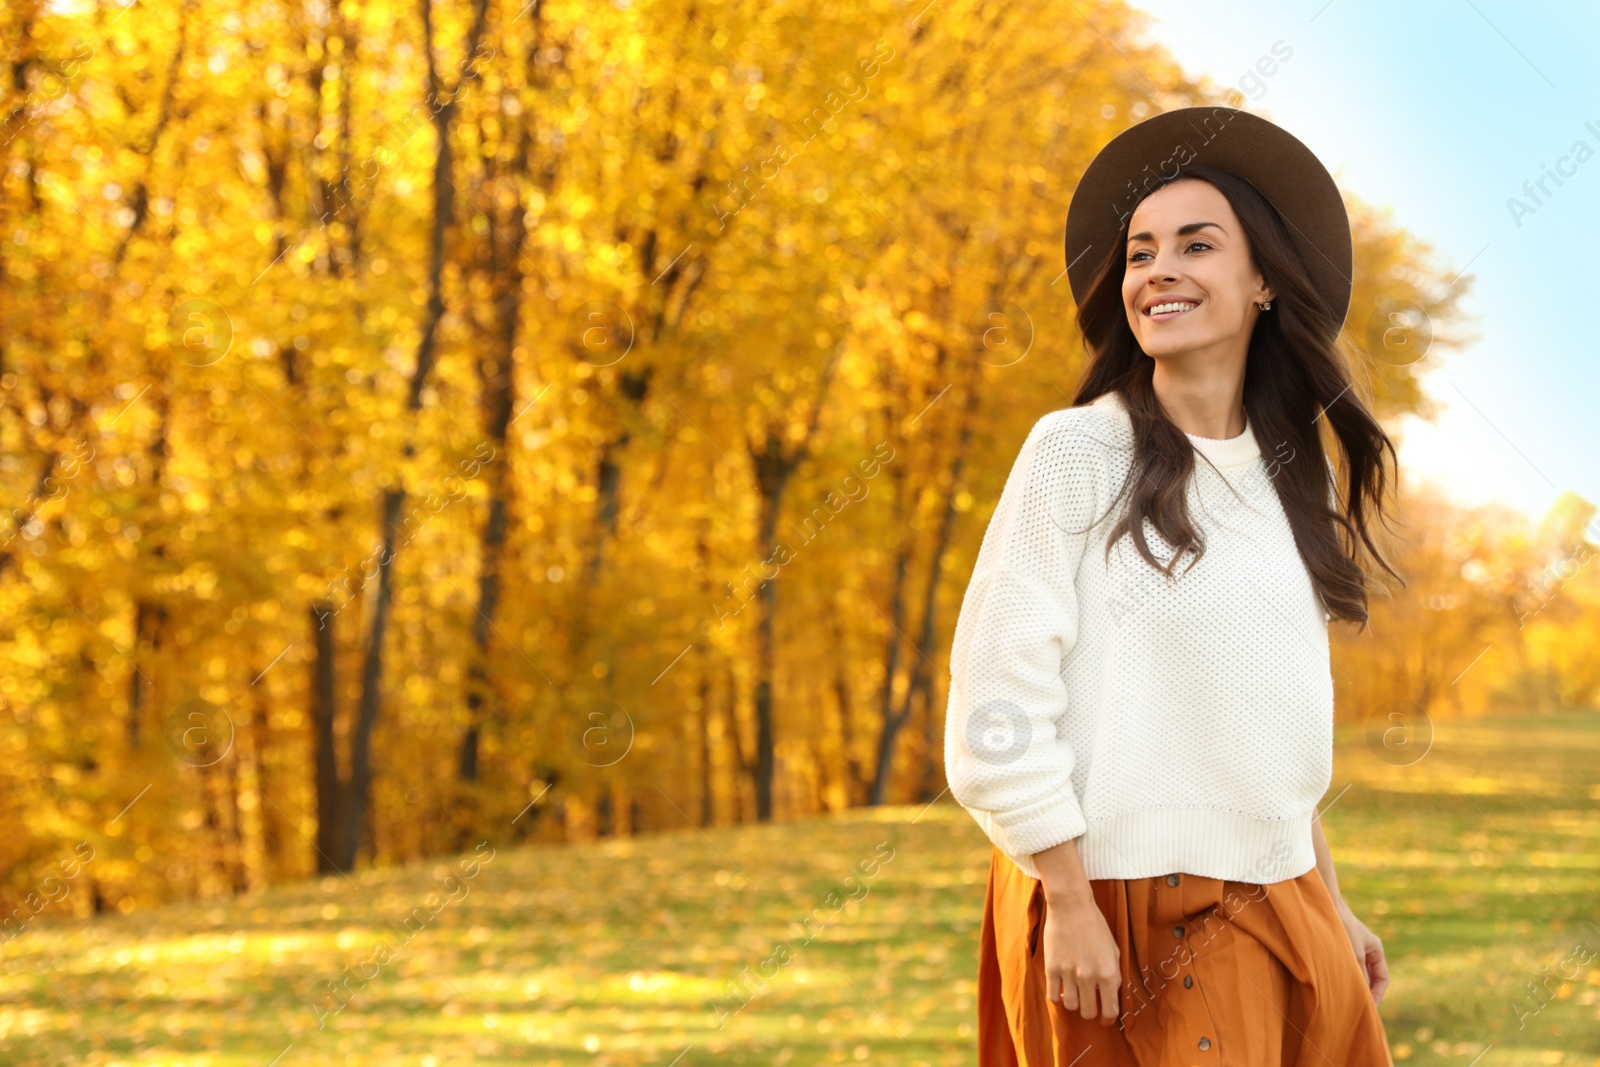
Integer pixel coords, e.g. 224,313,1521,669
976,846,1394,1066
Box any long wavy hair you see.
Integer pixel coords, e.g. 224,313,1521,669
1071,164,1402,628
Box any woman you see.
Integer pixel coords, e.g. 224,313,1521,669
942,107,1403,1065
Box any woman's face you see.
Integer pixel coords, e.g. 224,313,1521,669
1121,178,1274,361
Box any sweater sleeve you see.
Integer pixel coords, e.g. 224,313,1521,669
943,410,1104,868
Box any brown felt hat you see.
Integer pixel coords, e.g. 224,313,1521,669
1064,106,1353,335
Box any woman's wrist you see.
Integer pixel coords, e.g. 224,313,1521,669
1044,882,1098,911
1031,838,1095,908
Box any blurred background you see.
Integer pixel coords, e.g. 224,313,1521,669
1,0,1597,1062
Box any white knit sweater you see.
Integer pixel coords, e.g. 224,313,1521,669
943,390,1334,884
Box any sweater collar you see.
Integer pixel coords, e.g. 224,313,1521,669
1089,390,1261,469
1186,415,1260,469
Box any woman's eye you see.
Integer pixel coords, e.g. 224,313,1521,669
1127,241,1211,263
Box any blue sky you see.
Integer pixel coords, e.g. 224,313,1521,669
1126,0,1598,522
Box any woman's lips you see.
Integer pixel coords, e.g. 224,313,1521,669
1144,300,1200,321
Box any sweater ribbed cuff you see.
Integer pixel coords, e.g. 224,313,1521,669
968,785,1087,881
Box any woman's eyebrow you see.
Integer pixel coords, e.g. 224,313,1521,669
1127,221,1228,243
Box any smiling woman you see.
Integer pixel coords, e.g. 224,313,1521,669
944,107,1407,1066
1071,152,1399,620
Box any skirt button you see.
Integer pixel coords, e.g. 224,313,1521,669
1166,873,1180,886
1198,1036,1212,1051
1172,924,1184,938
1184,975,1194,988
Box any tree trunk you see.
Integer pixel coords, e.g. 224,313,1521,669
457,373,512,782
223,742,250,894
741,352,837,818
908,380,979,800
696,523,716,825
128,385,174,750
454,239,515,783
456,16,538,781
237,674,268,892
748,431,795,822
871,368,981,804
335,0,488,866
309,600,345,872
126,599,159,748
751,579,777,820
868,530,912,806
340,488,403,871
725,660,746,824
828,597,862,807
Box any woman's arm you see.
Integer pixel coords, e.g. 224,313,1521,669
1033,837,1122,1027
1309,812,1347,912
1311,811,1390,1004
943,413,1102,867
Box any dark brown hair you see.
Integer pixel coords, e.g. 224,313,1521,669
1071,164,1402,627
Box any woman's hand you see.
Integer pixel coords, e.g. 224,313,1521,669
1334,898,1389,1005
1030,838,1120,1026
1041,892,1123,1026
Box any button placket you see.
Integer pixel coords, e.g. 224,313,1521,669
1172,919,1199,1030
1161,873,1214,1057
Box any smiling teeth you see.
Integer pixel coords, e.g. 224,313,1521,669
1149,301,1198,315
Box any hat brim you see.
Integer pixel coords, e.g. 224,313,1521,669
1064,106,1352,333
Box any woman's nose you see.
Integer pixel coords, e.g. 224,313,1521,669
1148,249,1181,280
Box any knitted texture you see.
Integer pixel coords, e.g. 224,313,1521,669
943,390,1335,883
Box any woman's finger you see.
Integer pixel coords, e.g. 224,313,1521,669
1056,970,1080,1013
1096,975,1120,1026
1075,977,1101,1021
1367,939,1389,1000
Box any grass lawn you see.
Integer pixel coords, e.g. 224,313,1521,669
2,708,1598,1065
